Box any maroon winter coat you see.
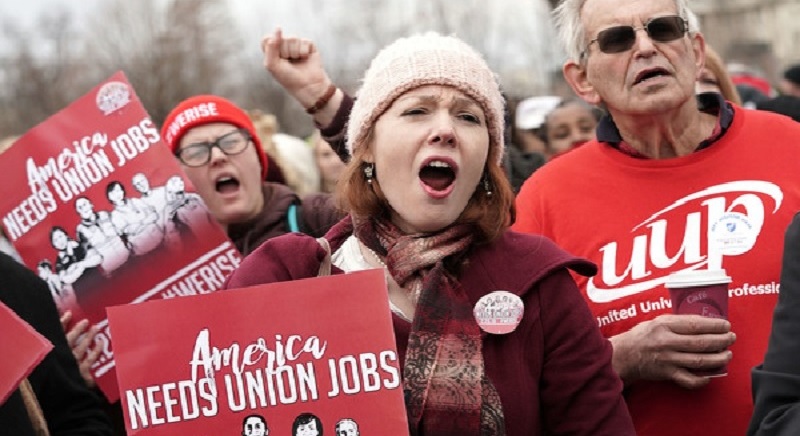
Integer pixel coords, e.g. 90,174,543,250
225,218,634,435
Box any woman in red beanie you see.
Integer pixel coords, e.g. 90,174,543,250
161,95,342,255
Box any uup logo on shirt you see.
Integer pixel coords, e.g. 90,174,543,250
587,181,782,303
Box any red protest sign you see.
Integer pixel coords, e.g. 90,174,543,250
107,269,409,435
0,300,52,404
0,72,239,401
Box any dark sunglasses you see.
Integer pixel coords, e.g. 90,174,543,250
582,15,688,59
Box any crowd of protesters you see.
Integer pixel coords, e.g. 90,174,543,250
3,0,800,434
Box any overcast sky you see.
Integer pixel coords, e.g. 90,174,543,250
0,0,289,59
2,0,96,26
2,0,314,39
2,0,563,97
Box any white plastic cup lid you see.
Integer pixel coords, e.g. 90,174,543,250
664,269,732,288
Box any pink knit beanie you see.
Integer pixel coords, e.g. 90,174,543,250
346,33,505,164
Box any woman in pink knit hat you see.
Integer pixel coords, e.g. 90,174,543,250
227,32,634,435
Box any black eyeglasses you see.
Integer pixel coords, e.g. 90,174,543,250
582,15,688,59
175,129,251,167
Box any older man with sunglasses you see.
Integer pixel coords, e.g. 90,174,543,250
512,0,800,435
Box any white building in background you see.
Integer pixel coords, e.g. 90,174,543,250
692,0,800,83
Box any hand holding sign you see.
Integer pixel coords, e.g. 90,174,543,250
60,310,102,388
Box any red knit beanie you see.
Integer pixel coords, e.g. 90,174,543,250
161,95,268,178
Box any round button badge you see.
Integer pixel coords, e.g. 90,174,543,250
709,212,758,256
473,290,524,334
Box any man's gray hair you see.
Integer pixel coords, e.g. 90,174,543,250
553,0,701,63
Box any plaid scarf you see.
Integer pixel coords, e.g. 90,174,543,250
353,217,506,435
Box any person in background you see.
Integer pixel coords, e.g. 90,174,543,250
756,64,800,122
229,31,634,435
778,64,800,98
512,0,800,434
247,110,289,186
505,96,558,191
540,98,600,158
273,131,320,196
749,212,800,435
513,96,561,157
311,130,346,194
249,109,321,196
728,62,773,109
0,252,112,435
696,45,742,106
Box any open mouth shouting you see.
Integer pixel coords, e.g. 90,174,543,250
419,157,458,199
633,67,671,86
214,173,241,196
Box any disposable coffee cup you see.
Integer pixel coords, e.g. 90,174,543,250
665,269,731,377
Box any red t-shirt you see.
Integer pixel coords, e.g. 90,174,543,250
513,107,800,435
